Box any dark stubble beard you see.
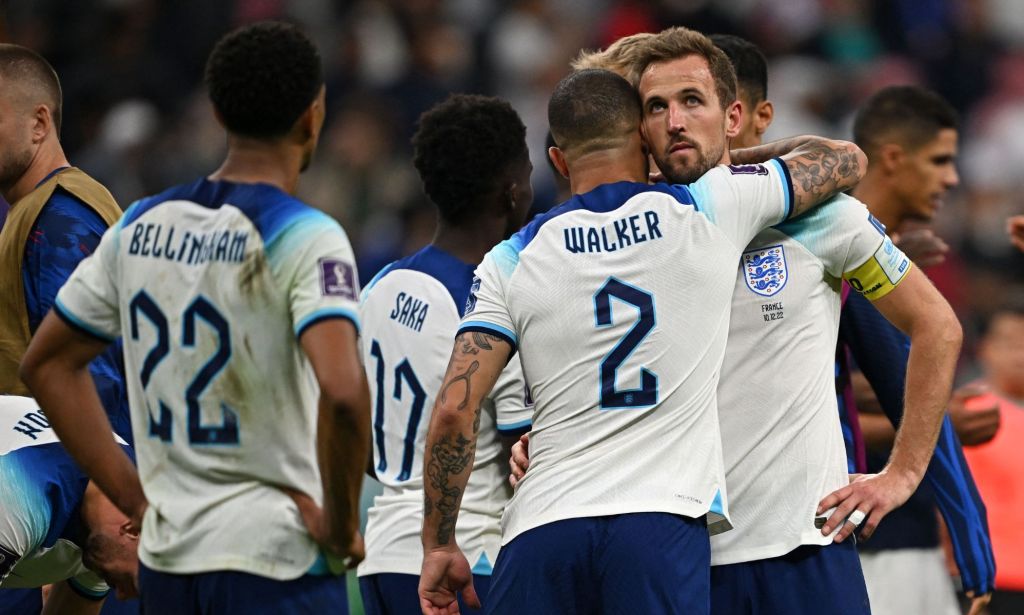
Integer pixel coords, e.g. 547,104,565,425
0,146,33,198
657,138,725,185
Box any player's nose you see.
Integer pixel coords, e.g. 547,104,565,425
667,102,687,133
945,165,960,189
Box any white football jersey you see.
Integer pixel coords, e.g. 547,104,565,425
0,395,125,595
55,178,361,579
356,245,532,577
711,194,912,565
463,161,795,544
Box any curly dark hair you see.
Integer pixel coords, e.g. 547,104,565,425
205,21,322,139
412,94,527,224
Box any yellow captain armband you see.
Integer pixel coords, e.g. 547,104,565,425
844,236,912,300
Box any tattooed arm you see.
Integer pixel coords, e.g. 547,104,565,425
419,331,512,615
730,135,868,217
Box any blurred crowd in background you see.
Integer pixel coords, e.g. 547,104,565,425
1,0,1022,375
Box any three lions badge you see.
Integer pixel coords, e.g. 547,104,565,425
742,245,788,297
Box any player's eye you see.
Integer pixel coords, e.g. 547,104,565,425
647,100,666,113
685,95,701,106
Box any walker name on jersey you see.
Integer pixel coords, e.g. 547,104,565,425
390,291,429,332
563,211,663,254
128,223,248,266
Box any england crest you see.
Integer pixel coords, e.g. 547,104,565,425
742,244,788,297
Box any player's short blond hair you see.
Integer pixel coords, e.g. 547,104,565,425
634,27,737,110
570,32,655,86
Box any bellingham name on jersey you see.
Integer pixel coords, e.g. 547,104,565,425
563,210,663,254
127,222,248,266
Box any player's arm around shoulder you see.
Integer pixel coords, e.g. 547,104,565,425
733,135,867,217
818,264,962,542
419,330,512,615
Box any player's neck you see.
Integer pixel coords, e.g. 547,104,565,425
567,148,648,196
210,138,303,195
852,173,902,233
434,222,502,265
3,140,69,205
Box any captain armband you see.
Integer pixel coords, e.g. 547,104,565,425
844,236,912,300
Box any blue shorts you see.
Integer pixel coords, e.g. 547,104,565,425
488,513,709,615
710,539,870,615
0,588,40,615
359,572,490,615
138,563,348,615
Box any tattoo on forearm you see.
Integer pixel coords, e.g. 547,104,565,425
789,141,861,212
425,432,475,544
440,360,479,411
472,406,482,434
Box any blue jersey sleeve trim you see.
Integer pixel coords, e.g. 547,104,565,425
295,308,360,339
497,418,532,435
770,158,794,222
66,577,109,600
53,299,116,343
459,321,518,354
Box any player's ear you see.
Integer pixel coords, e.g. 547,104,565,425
548,146,570,180
878,143,905,175
212,107,227,129
504,182,518,212
753,100,774,137
296,86,326,143
30,104,52,144
120,519,139,540
724,99,742,139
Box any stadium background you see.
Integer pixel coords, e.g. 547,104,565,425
1,0,1022,612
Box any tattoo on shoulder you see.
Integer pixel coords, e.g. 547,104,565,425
425,432,475,544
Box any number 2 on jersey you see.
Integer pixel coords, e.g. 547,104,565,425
129,291,238,445
369,340,426,482
594,278,658,409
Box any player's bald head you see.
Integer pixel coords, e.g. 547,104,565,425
548,69,641,158
853,86,958,157
0,44,62,133
571,33,655,85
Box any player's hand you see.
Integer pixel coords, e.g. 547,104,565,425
816,470,918,542
949,383,1000,446
1008,215,1024,252
283,487,362,568
508,433,531,487
419,547,479,615
965,590,992,615
891,228,949,268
